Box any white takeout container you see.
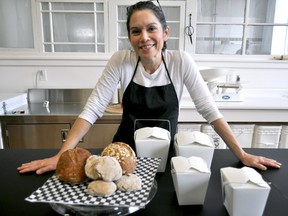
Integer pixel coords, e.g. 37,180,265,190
220,167,271,216
134,127,170,172
171,156,211,205
174,131,214,168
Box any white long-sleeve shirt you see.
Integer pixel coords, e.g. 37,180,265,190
79,50,223,124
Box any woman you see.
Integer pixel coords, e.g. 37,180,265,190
18,1,281,174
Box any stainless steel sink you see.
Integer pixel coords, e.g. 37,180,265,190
28,88,93,104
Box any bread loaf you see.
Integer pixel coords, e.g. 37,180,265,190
101,142,136,174
56,147,91,185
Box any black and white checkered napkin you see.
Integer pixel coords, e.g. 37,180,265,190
26,157,160,208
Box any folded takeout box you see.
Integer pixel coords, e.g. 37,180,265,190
220,167,271,216
171,156,211,205
174,131,214,168
134,127,170,172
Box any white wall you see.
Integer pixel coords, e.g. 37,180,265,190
0,54,287,94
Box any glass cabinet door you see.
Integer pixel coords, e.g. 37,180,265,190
0,0,34,49
196,0,288,55
40,1,106,53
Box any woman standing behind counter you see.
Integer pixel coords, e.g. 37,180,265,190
18,1,281,174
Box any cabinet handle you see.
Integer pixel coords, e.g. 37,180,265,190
61,129,69,143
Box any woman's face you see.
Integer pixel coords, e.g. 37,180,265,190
128,9,169,61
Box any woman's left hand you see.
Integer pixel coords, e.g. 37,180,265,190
241,152,282,171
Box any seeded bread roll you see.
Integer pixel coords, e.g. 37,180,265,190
56,147,91,185
88,180,117,197
101,142,137,175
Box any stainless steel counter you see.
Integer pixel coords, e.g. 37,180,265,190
1,103,122,124
0,103,122,149
9,103,84,116
2,88,122,121
0,90,122,149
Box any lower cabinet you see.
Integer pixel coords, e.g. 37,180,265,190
3,122,120,149
5,124,71,149
78,124,119,149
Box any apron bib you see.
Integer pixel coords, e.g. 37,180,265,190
113,56,179,151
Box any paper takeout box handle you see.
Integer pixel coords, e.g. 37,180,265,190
135,127,171,140
175,131,214,147
171,156,210,173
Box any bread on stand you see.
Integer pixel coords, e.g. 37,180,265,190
56,147,92,185
87,180,117,197
85,155,122,182
101,142,137,175
116,174,142,192
55,143,141,197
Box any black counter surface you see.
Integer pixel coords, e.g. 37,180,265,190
1,148,287,216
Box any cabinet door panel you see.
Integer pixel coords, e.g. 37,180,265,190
78,124,119,149
6,124,70,149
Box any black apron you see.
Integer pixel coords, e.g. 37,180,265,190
113,55,179,151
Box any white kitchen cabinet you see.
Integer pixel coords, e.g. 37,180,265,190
178,123,288,149
229,124,255,148
177,123,201,133
200,124,227,149
251,125,282,149
279,126,288,148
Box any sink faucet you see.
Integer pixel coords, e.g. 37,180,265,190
2,102,7,114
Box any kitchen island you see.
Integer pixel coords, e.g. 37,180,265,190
1,148,287,216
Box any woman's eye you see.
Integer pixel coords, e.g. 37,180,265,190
131,30,140,35
148,26,157,32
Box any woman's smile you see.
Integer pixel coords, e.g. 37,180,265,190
140,43,155,51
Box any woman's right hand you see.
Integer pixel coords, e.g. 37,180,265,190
17,154,59,175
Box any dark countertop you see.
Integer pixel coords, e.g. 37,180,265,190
0,148,287,216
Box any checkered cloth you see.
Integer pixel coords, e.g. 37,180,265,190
26,157,160,208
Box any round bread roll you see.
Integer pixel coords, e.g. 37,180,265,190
94,156,122,182
101,142,136,175
56,147,91,185
88,180,117,197
85,155,101,180
116,174,142,192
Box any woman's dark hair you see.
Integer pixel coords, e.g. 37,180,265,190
126,1,168,50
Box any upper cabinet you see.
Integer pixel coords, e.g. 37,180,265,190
0,0,186,54
195,0,288,55
0,0,287,56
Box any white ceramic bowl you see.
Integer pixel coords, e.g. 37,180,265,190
199,68,230,82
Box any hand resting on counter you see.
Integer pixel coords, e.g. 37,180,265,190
240,152,282,171
17,155,59,175
211,118,282,171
